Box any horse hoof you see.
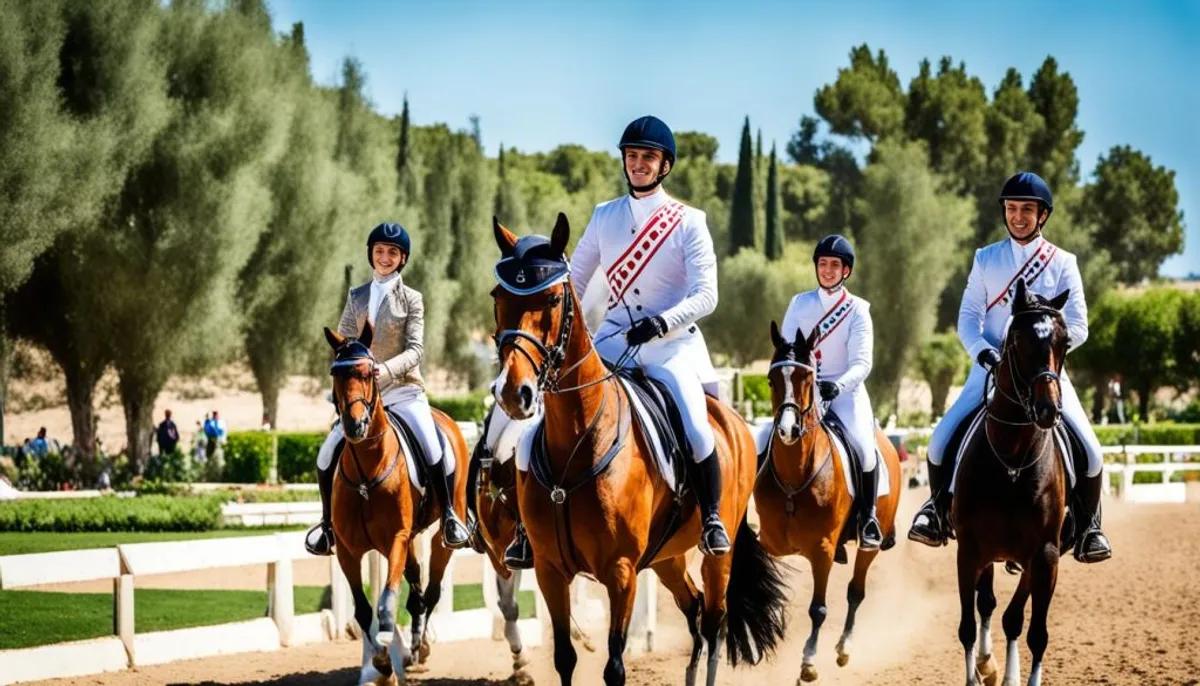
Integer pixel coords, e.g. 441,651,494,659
372,650,393,676
509,669,535,686
376,631,394,647
837,651,850,667
512,650,530,670
800,663,819,682
977,654,999,686
418,637,432,663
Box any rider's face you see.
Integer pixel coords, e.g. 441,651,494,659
624,147,668,190
372,244,406,276
1004,200,1047,242
816,257,849,290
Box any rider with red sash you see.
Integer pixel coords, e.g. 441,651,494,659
908,172,1113,564
779,235,884,550
502,115,728,569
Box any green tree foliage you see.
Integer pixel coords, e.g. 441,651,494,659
1112,288,1184,419
705,244,816,366
1069,291,1126,421
1083,146,1186,284
1175,292,1200,393
814,44,905,141
915,331,970,418
728,117,758,254
764,144,782,260
855,141,975,415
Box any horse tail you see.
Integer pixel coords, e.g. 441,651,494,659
724,518,789,666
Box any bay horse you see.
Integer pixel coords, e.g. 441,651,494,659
757,321,901,683
953,279,1073,686
324,324,471,686
490,214,789,686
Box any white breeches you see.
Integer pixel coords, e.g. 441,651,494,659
317,385,448,472
595,333,716,462
828,386,878,471
928,364,1102,477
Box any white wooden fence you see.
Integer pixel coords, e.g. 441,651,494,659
0,528,657,685
1101,445,1200,503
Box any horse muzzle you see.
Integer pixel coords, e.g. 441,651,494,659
775,408,802,446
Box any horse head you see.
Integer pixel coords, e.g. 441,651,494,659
324,324,380,441
490,213,574,419
768,320,820,445
1001,279,1071,430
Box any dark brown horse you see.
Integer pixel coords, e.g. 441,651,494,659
324,325,470,686
490,214,788,686
953,279,1072,686
756,321,902,683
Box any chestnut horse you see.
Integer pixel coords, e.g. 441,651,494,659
953,280,1074,686
756,321,901,683
324,325,470,686
490,214,788,686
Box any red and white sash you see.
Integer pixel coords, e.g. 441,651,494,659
812,290,852,369
986,240,1058,313
605,200,686,309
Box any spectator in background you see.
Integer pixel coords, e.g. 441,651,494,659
203,410,227,461
156,410,180,455
192,420,207,464
1109,375,1126,424
30,428,50,458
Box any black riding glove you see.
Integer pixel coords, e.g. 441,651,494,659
977,348,1002,372
818,381,840,401
625,316,667,346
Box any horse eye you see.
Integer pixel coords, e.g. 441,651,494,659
547,294,562,307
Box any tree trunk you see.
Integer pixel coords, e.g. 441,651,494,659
1138,383,1152,422
262,383,279,431
63,365,101,481
930,379,950,419
119,378,157,474
0,321,9,448
1091,379,1107,423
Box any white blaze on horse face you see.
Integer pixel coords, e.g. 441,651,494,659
492,361,510,407
776,369,799,445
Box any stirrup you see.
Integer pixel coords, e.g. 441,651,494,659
441,514,470,550
304,522,334,556
504,526,534,570
1074,528,1112,564
699,518,731,557
858,516,883,551
907,502,946,547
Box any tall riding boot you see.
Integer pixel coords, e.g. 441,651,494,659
304,463,336,556
1073,471,1113,563
504,520,534,570
692,451,732,556
858,465,883,550
908,459,948,547
427,457,470,549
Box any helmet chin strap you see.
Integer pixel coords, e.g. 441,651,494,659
623,160,670,195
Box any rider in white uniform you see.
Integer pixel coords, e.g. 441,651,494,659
908,172,1113,564
780,235,883,550
502,115,729,569
305,223,470,556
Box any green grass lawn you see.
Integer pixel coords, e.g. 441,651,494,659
0,526,306,556
0,583,535,650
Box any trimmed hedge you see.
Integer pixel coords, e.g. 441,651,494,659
741,374,770,403
430,391,488,423
0,495,223,533
1093,423,1200,447
277,432,324,484
223,432,274,484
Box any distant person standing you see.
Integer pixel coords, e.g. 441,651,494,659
1109,375,1126,424
156,410,180,455
192,420,208,464
30,428,50,458
203,410,227,459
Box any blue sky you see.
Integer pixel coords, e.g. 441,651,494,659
270,0,1198,277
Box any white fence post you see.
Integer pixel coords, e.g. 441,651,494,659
329,554,351,638
114,570,134,664
268,534,295,645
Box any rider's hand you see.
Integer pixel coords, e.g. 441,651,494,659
818,381,840,401
977,348,1002,372
374,363,394,386
625,316,667,346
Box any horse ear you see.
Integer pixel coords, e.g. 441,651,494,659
359,321,374,349
324,327,344,350
1048,288,1070,310
770,320,784,349
493,216,517,257
550,212,570,256
805,326,820,353
1012,278,1029,309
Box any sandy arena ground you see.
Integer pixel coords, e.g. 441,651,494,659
22,495,1200,686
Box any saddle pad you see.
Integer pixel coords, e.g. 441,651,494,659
384,412,431,496
948,410,1075,493
616,376,677,492
754,418,890,500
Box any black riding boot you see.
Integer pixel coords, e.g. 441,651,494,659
908,459,950,547
304,463,336,556
427,457,470,549
1073,471,1113,563
692,451,731,556
504,521,534,570
858,464,883,550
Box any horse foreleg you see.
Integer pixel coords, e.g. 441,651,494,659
975,564,1000,686
414,534,454,665
401,547,427,669
836,546,878,669
795,542,833,683
957,542,984,686
1026,543,1059,686
495,569,530,674
599,559,638,686
1001,567,1032,686
699,552,732,686
535,563,577,686
380,537,412,682
336,547,386,686
650,556,703,686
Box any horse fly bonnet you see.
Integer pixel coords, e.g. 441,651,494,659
494,235,570,295
330,338,375,374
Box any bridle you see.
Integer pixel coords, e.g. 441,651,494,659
986,307,1066,428
768,355,822,440
329,342,398,499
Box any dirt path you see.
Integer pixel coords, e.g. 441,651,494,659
27,499,1200,685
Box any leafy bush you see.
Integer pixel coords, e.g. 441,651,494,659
143,449,196,484
1093,423,1200,446
222,432,274,483
741,374,770,403
0,495,223,533
277,432,324,484
430,391,489,423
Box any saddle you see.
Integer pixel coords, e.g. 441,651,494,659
332,409,448,497
609,364,690,499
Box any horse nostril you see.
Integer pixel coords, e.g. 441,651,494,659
519,384,534,410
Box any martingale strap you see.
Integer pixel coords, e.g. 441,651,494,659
986,241,1058,313
605,201,686,309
